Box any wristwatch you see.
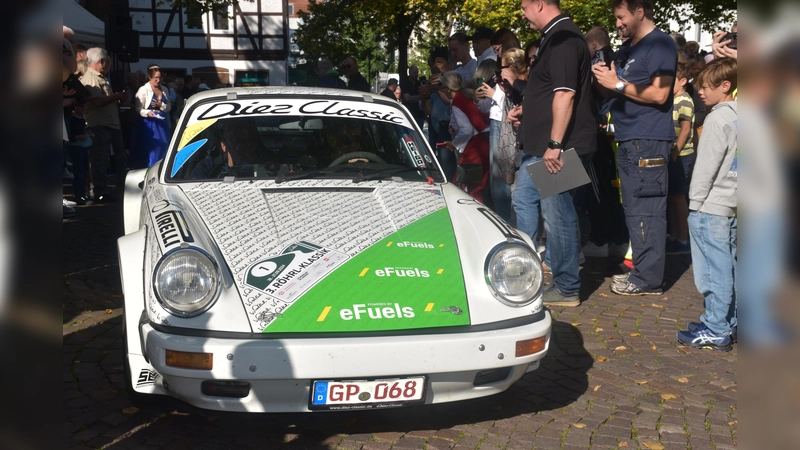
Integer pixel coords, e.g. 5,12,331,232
548,139,563,150
615,80,625,92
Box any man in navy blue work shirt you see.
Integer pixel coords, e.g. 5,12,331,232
592,0,677,296
508,0,596,307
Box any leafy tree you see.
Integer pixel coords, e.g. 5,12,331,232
295,1,395,87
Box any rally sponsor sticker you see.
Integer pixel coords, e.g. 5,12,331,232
185,99,413,129
403,137,425,168
244,241,349,303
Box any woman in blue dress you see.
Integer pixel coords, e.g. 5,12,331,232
134,64,171,168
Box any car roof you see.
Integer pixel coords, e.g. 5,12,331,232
186,86,395,109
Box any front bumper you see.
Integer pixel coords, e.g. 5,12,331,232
134,311,552,412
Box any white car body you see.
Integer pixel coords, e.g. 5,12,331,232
119,87,551,412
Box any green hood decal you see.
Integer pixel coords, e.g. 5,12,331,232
262,208,470,333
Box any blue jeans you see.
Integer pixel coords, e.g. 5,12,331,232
489,119,512,223
740,213,784,345
513,154,581,294
617,139,670,290
688,211,737,336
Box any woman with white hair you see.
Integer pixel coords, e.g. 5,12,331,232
134,63,171,168
441,71,490,202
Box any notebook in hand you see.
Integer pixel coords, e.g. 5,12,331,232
524,148,590,198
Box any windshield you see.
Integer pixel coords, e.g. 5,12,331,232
167,96,441,183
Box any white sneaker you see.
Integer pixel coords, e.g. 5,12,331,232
582,242,609,258
63,198,77,207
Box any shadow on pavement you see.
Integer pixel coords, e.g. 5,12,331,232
64,318,592,448
63,201,125,327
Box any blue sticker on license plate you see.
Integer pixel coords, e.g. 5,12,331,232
312,381,329,405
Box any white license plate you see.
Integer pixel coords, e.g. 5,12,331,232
310,376,426,410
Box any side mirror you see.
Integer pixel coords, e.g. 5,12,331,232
455,164,482,185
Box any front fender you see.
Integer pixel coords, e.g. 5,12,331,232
123,168,149,235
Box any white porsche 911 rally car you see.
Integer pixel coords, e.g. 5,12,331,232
118,87,551,412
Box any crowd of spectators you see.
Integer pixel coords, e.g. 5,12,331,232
373,0,738,352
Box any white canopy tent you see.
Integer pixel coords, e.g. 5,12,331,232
63,0,105,48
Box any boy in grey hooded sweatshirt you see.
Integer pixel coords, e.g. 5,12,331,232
677,57,737,352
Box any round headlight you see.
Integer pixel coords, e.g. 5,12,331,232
485,244,543,307
154,248,220,317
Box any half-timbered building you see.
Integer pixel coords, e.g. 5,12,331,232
128,0,288,86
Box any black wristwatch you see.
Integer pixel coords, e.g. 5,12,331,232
548,139,563,149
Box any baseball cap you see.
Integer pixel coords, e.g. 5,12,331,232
469,27,494,42
197,83,210,90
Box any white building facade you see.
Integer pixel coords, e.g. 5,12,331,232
128,0,289,86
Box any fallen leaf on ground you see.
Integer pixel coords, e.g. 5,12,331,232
619,442,629,448
661,297,669,300
596,328,604,332
651,303,664,308
123,407,139,414
677,377,689,383
652,345,657,350
599,293,608,297
594,385,601,392
660,394,677,400
596,356,608,362
629,333,641,337
573,423,586,429
614,346,628,351
636,380,648,385
642,443,664,450
677,345,688,349
105,309,113,314
639,303,648,307
572,323,581,326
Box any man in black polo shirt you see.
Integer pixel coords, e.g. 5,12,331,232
508,0,597,307
592,0,677,296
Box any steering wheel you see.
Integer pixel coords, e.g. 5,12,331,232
328,152,387,167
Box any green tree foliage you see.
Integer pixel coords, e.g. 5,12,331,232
293,0,736,86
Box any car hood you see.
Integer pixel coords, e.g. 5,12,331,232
145,179,539,334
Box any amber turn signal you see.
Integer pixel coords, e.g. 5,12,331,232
515,337,546,357
165,349,213,370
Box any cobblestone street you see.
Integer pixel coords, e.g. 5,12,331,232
64,201,736,450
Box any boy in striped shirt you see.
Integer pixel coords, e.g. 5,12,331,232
666,62,695,255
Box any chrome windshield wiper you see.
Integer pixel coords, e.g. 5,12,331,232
352,166,441,183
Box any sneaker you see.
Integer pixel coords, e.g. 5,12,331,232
609,243,629,258
676,327,733,352
688,322,738,344
74,195,93,206
582,242,609,258
610,280,663,296
666,239,691,255
542,286,580,307
63,198,77,208
612,272,630,284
